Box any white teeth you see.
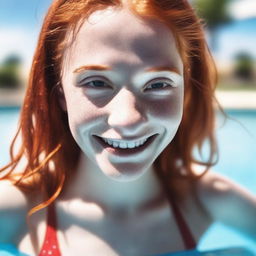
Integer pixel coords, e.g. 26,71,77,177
113,141,119,148
127,142,136,149
102,137,148,149
135,141,140,147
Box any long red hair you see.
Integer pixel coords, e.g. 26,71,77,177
0,0,219,217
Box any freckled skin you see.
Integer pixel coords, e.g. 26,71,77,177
61,7,184,181
1,6,256,256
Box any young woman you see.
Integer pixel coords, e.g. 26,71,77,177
0,0,255,255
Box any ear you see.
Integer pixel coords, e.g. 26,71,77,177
56,85,67,111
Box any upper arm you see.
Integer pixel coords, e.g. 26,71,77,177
0,180,28,243
196,171,256,240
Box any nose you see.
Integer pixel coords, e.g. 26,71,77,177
107,88,147,135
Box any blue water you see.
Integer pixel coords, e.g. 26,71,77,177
197,109,256,253
0,107,20,166
0,107,255,254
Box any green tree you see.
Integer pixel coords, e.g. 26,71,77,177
0,54,22,89
234,52,254,81
193,0,233,50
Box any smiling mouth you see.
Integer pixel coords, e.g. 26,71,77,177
93,134,158,155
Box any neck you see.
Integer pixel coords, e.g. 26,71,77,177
60,153,165,216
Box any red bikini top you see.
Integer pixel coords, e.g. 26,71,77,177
39,198,196,255
38,203,61,256
168,195,197,249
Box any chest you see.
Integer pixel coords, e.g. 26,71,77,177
56,207,185,256
18,198,211,256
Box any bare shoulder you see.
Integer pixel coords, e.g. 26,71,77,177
0,179,28,209
195,170,256,240
195,170,256,206
0,179,29,243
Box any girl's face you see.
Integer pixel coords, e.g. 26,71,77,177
61,7,184,181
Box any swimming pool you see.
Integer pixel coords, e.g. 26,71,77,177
0,107,256,253
198,109,256,253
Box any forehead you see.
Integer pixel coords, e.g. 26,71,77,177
63,7,182,71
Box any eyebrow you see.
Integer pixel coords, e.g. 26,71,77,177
73,65,181,75
145,66,181,75
73,65,111,73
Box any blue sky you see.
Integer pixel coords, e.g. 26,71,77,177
0,0,256,73
0,0,52,28
216,18,256,62
0,0,52,71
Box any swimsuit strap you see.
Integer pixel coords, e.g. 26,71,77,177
166,192,197,250
39,202,61,256
38,189,195,254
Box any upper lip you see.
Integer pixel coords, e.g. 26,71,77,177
94,134,156,142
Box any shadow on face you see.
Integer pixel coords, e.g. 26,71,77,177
60,7,184,181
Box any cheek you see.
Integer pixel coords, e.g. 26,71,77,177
64,91,103,133
146,92,184,122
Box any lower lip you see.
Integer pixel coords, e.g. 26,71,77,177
93,134,158,156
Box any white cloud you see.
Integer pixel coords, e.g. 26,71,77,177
0,27,39,75
230,0,256,19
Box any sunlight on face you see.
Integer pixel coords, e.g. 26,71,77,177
61,7,184,181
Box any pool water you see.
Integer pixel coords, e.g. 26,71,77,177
0,107,20,166
0,107,256,253
198,110,256,253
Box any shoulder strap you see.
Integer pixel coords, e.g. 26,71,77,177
38,202,61,256
167,192,197,250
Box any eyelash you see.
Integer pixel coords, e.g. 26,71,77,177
78,78,175,90
146,81,172,90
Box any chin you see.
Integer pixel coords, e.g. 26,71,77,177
103,168,146,182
